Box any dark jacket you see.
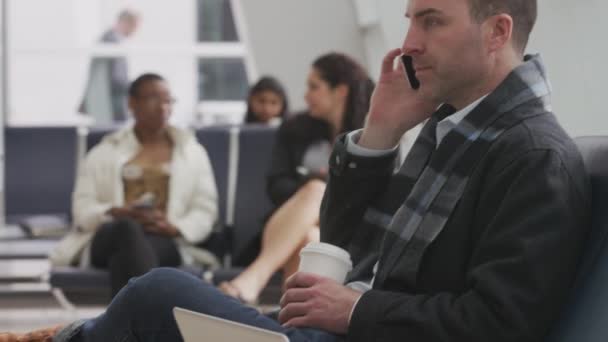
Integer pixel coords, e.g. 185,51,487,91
321,57,591,342
266,113,332,207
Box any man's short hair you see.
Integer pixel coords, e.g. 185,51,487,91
129,73,165,97
468,0,537,54
118,9,139,23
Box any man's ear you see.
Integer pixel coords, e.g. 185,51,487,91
484,14,514,53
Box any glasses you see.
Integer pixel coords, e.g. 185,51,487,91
136,95,177,106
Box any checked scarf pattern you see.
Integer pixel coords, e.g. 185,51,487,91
372,54,553,288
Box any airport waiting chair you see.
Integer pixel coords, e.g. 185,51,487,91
229,124,277,266
49,265,205,306
85,126,116,151
4,126,78,224
1,127,77,259
207,125,280,302
195,126,235,260
546,136,608,342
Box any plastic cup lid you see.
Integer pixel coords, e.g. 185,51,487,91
301,242,352,265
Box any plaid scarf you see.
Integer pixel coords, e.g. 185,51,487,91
373,54,553,288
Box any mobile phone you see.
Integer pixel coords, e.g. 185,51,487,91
401,55,420,90
132,192,155,210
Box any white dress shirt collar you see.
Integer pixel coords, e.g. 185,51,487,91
435,94,488,147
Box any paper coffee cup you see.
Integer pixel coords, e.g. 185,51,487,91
298,242,353,284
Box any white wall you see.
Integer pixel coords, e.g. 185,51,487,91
527,0,608,137
8,0,89,125
0,0,5,217
241,0,367,111
8,0,200,126
0,0,4,117
362,0,608,136
117,0,198,126
7,0,367,124
11,0,603,135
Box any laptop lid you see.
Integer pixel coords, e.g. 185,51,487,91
173,307,289,342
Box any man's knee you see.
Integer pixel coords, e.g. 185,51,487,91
131,267,184,289
117,268,186,308
122,268,218,312
103,268,191,328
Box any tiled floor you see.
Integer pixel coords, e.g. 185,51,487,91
0,281,105,333
0,299,104,333
0,293,279,334
0,227,282,334
0,249,103,334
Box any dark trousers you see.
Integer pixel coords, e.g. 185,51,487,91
73,268,341,341
90,219,181,297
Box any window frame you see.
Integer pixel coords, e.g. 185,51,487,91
4,0,257,126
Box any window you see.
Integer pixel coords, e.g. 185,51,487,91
5,0,255,126
198,58,248,101
197,0,239,42
195,0,252,125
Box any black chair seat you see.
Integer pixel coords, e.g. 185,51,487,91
50,265,205,290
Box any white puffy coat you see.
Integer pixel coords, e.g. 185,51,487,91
50,126,219,267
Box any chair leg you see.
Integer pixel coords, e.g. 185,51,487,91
223,253,232,268
51,288,77,318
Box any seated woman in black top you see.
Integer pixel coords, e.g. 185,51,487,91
244,76,289,126
220,52,374,303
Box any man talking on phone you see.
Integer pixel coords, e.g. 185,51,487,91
281,0,590,341
30,0,590,341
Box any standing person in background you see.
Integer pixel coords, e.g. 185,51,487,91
244,76,289,126
220,52,375,304
79,10,140,124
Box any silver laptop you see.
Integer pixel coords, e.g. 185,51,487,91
173,307,289,342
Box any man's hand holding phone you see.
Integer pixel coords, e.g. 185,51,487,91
359,48,439,150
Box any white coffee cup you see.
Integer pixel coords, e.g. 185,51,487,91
298,242,353,284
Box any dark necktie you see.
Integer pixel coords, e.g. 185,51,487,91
432,103,457,126
426,104,457,156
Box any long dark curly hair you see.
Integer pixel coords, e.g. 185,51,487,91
312,52,375,135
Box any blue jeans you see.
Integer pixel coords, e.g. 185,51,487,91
72,268,343,342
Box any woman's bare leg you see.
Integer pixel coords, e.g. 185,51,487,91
221,180,325,303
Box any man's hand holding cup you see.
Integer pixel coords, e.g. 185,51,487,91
279,242,361,334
